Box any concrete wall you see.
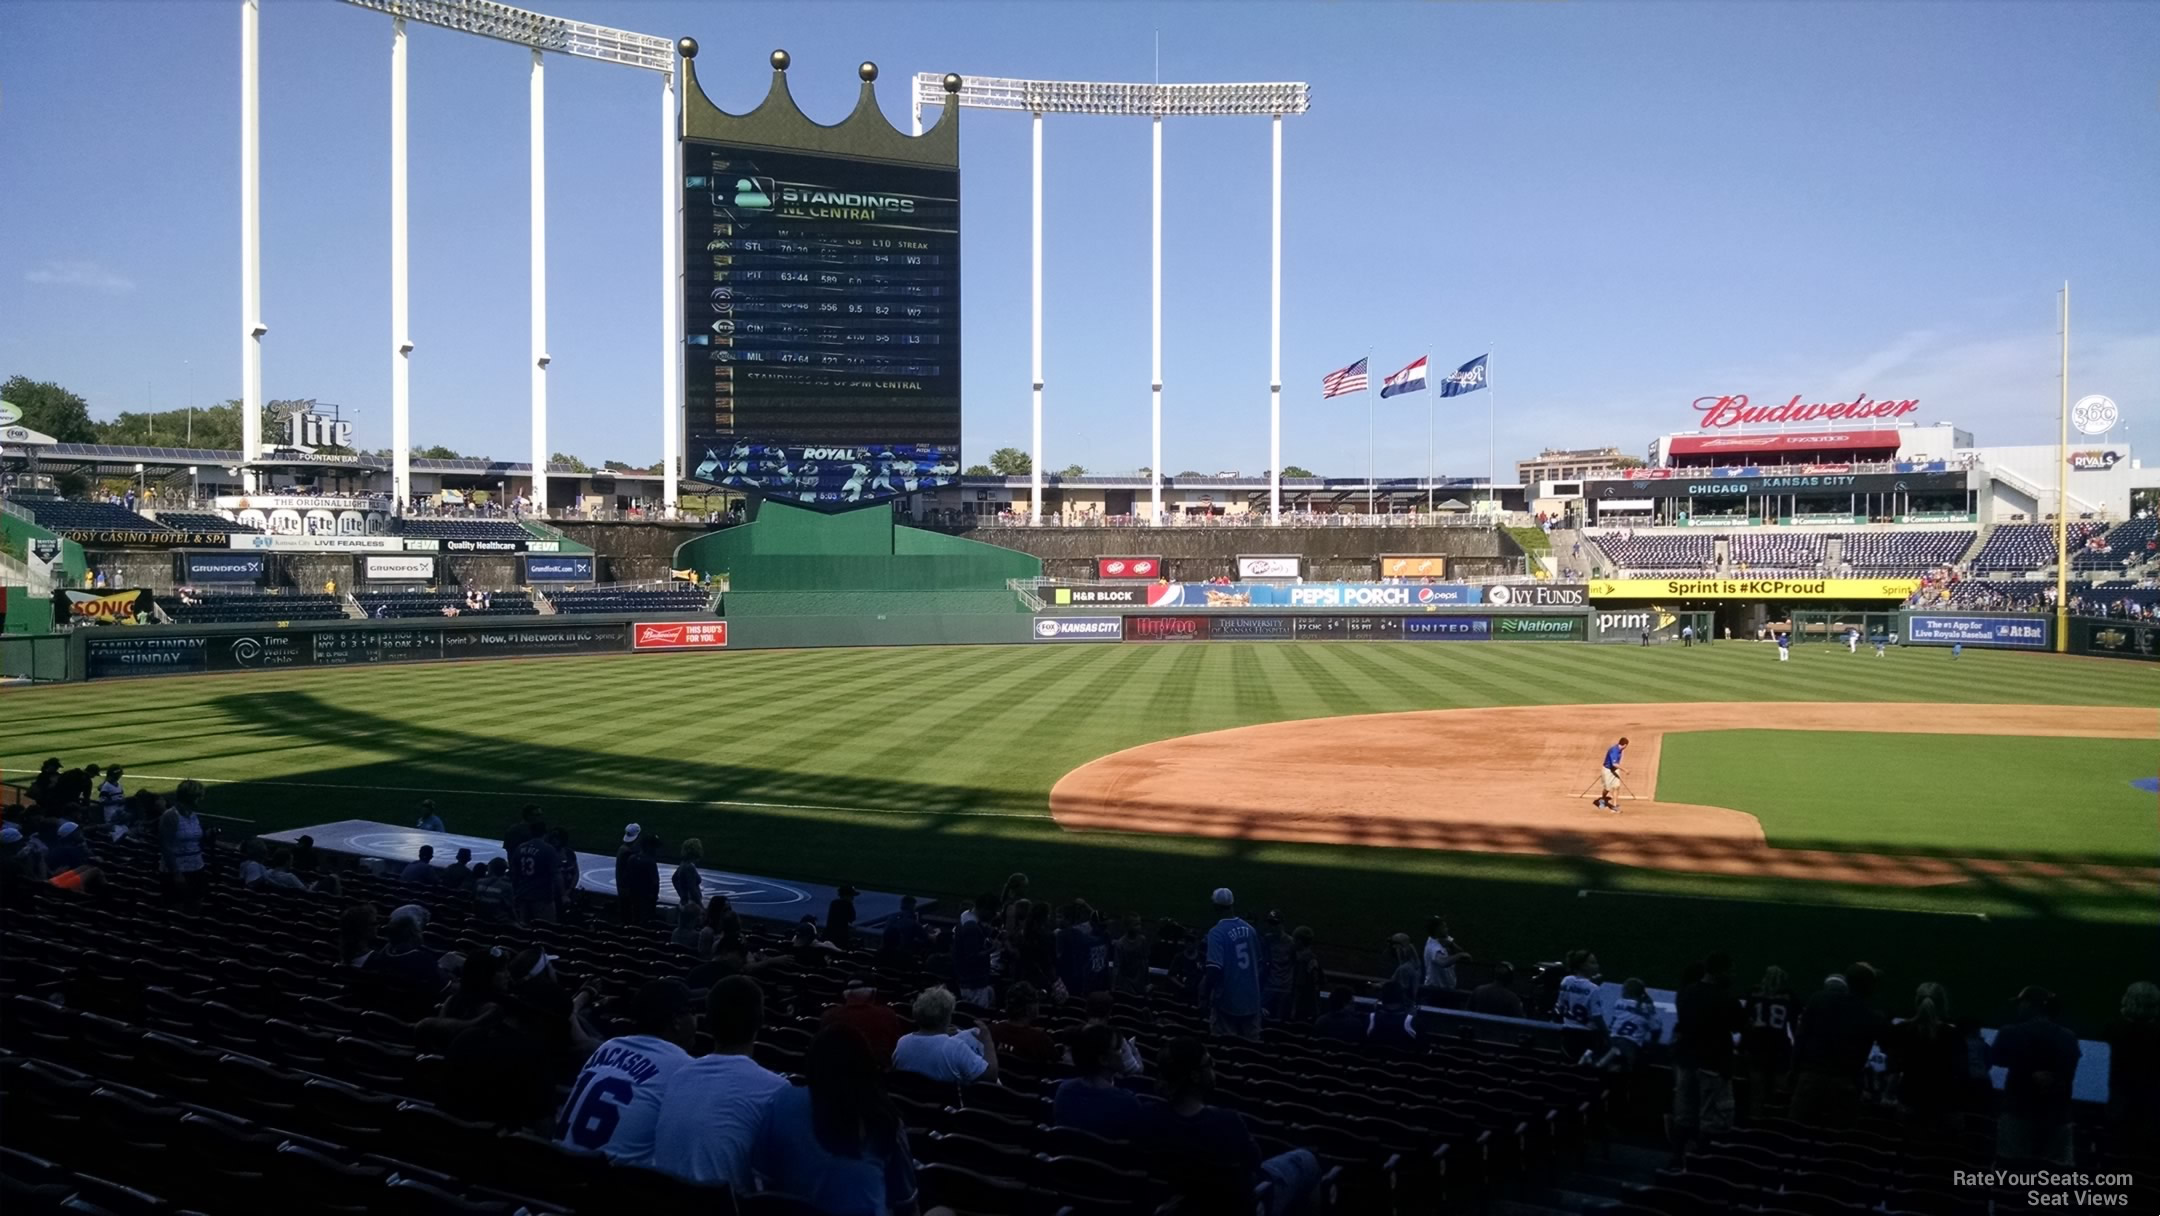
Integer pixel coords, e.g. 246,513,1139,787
552,521,720,583
939,525,1522,583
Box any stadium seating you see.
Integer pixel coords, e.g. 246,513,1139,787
151,511,264,535
1725,533,1823,575
13,499,171,534
1839,530,1974,574
2071,517,2159,573
1968,523,2102,574
155,592,348,624
549,588,711,615
1597,533,1714,575
397,519,533,544
355,591,538,619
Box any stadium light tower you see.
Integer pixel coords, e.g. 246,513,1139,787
320,0,678,511
915,75,1310,524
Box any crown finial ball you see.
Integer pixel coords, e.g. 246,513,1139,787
770,49,790,71
676,37,697,60
858,62,878,82
942,73,962,94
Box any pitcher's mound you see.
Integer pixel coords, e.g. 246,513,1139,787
1048,702,2159,886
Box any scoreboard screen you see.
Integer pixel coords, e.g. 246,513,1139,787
682,141,960,506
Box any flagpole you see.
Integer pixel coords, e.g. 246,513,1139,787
1487,341,1497,514
1425,353,1434,517
1365,347,1375,518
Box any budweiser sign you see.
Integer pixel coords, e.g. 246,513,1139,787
1694,393,1920,429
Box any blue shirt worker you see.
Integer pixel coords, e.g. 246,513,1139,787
1594,737,1628,811
1202,888,1264,1039
1777,631,1792,661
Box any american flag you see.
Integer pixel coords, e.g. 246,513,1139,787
1320,357,1369,398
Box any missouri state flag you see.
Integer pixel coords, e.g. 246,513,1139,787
1438,354,1489,397
1379,356,1428,399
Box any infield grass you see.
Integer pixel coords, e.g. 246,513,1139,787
4,640,2154,1022
1656,730,2160,860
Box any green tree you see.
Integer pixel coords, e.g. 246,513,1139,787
963,464,994,477
1,375,97,442
415,444,463,460
550,451,592,473
1611,454,1646,469
1137,466,1153,478
1055,463,1087,478
988,447,1032,475
1281,465,1315,477
602,459,652,473
1175,470,1203,478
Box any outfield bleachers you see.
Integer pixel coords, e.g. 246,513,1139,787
1725,533,1823,575
2071,517,2159,574
397,519,532,544
13,499,171,535
549,588,711,615
155,592,348,624
1840,530,1974,575
1597,533,1715,575
152,511,263,535
1969,523,2104,574
355,591,538,619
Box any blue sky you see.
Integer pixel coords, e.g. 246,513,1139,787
4,0,2155,477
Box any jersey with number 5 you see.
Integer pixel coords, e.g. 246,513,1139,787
553,1035,692,1163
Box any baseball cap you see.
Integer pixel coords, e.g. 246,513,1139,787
1390,932,1412,946
0,826,21,845
1211,887,1235,907
388,903,430,934
622,823,642,844
56,821,80,838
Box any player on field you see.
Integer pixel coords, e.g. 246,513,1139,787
554,979,697,1163
1593,737,1628,811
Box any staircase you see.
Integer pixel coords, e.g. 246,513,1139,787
1549,528,1603,580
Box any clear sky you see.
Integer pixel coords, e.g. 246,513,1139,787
4,0,2155,477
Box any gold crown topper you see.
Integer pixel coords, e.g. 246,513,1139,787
679,42,961,168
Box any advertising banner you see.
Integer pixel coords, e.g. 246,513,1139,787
1379,556,1448,579
54,588,154,626
2071,619,2158,661
365,555,437,581
229,534,405,553
1905,614,2049,650
525,555,595,582
1051,586,1148,607
443,538,525,554
1097,556,1163,580
210,633,313,671
1209,615,1294,640
1288,583,1480,608
632,621,730,651
181,553,267,583
57,527,232,546
1592,608,1682,643
1482,583,1588,608
1666,428,1903,456
1031,616,1123,642
1591,471,1965,500
1496,615,1588,640
442,625,626,660
1589,577,1920,601
1403,616,1491,640
1126,615,1209,641
1236,556,1301,580
84,635,209,678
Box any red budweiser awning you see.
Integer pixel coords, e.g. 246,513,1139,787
1667,430,1901,456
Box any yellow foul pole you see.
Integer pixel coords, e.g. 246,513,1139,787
2054,282,2069,653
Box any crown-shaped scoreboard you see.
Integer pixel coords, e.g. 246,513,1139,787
679,43,964,510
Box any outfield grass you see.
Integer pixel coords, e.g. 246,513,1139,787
4,641,2154,1024
1657,730,2160,860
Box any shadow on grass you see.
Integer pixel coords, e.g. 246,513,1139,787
194,691,2158,1032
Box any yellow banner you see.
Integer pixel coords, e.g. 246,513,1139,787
1379,555,1448,578
1588,577,1919,601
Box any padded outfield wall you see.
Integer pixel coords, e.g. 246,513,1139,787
952,523,1523,583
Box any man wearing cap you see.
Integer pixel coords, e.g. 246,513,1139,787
414,800,445,833
361,905,447,991
46,821,93,875
820,977,907,1065
651,977,787,1187
615,824,659,926
554,978,698,1164
1202,888,1265,1040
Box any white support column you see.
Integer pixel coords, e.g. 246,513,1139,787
529,50,550,515
240,0,263,490
1030,110,1043,525
1269,114,1282,524
1150,114,1163,525
661,67,680,514
390,17,412,508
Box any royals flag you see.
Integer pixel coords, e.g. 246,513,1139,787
1438,354,1488,397
1320,357,1369,398
1380,356,1428,399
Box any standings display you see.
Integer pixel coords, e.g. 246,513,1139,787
682,140,961,506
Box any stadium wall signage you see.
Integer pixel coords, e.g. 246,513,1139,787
83,620,634,679
2070,618,2159,661
1482,583,1588,607
1236,556,1301,579
1692,394,1920,429
1588,578,1920,601
442,538,525,553
1049,586,1147,606
1031,616,1123,642
64,528,232,546
524,555,594,581
631,621,729,651
54,588,154,626
1403,616,1491,640
364,556,437,581
1496,615,1587,640
1664,430,1903,457
1140,582,1485,608
1589,471,1964,499
1208,615,1295,640
229,535,406,553
1591,608,1682,643
1904,614,2049,650
179,554,267,583
1096,556,1163,580
2068,449,2123,472
1378,556,1448,579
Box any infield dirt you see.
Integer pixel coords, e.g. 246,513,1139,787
1048,703,2159,888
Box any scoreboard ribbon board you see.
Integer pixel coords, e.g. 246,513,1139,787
682,142,961,507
